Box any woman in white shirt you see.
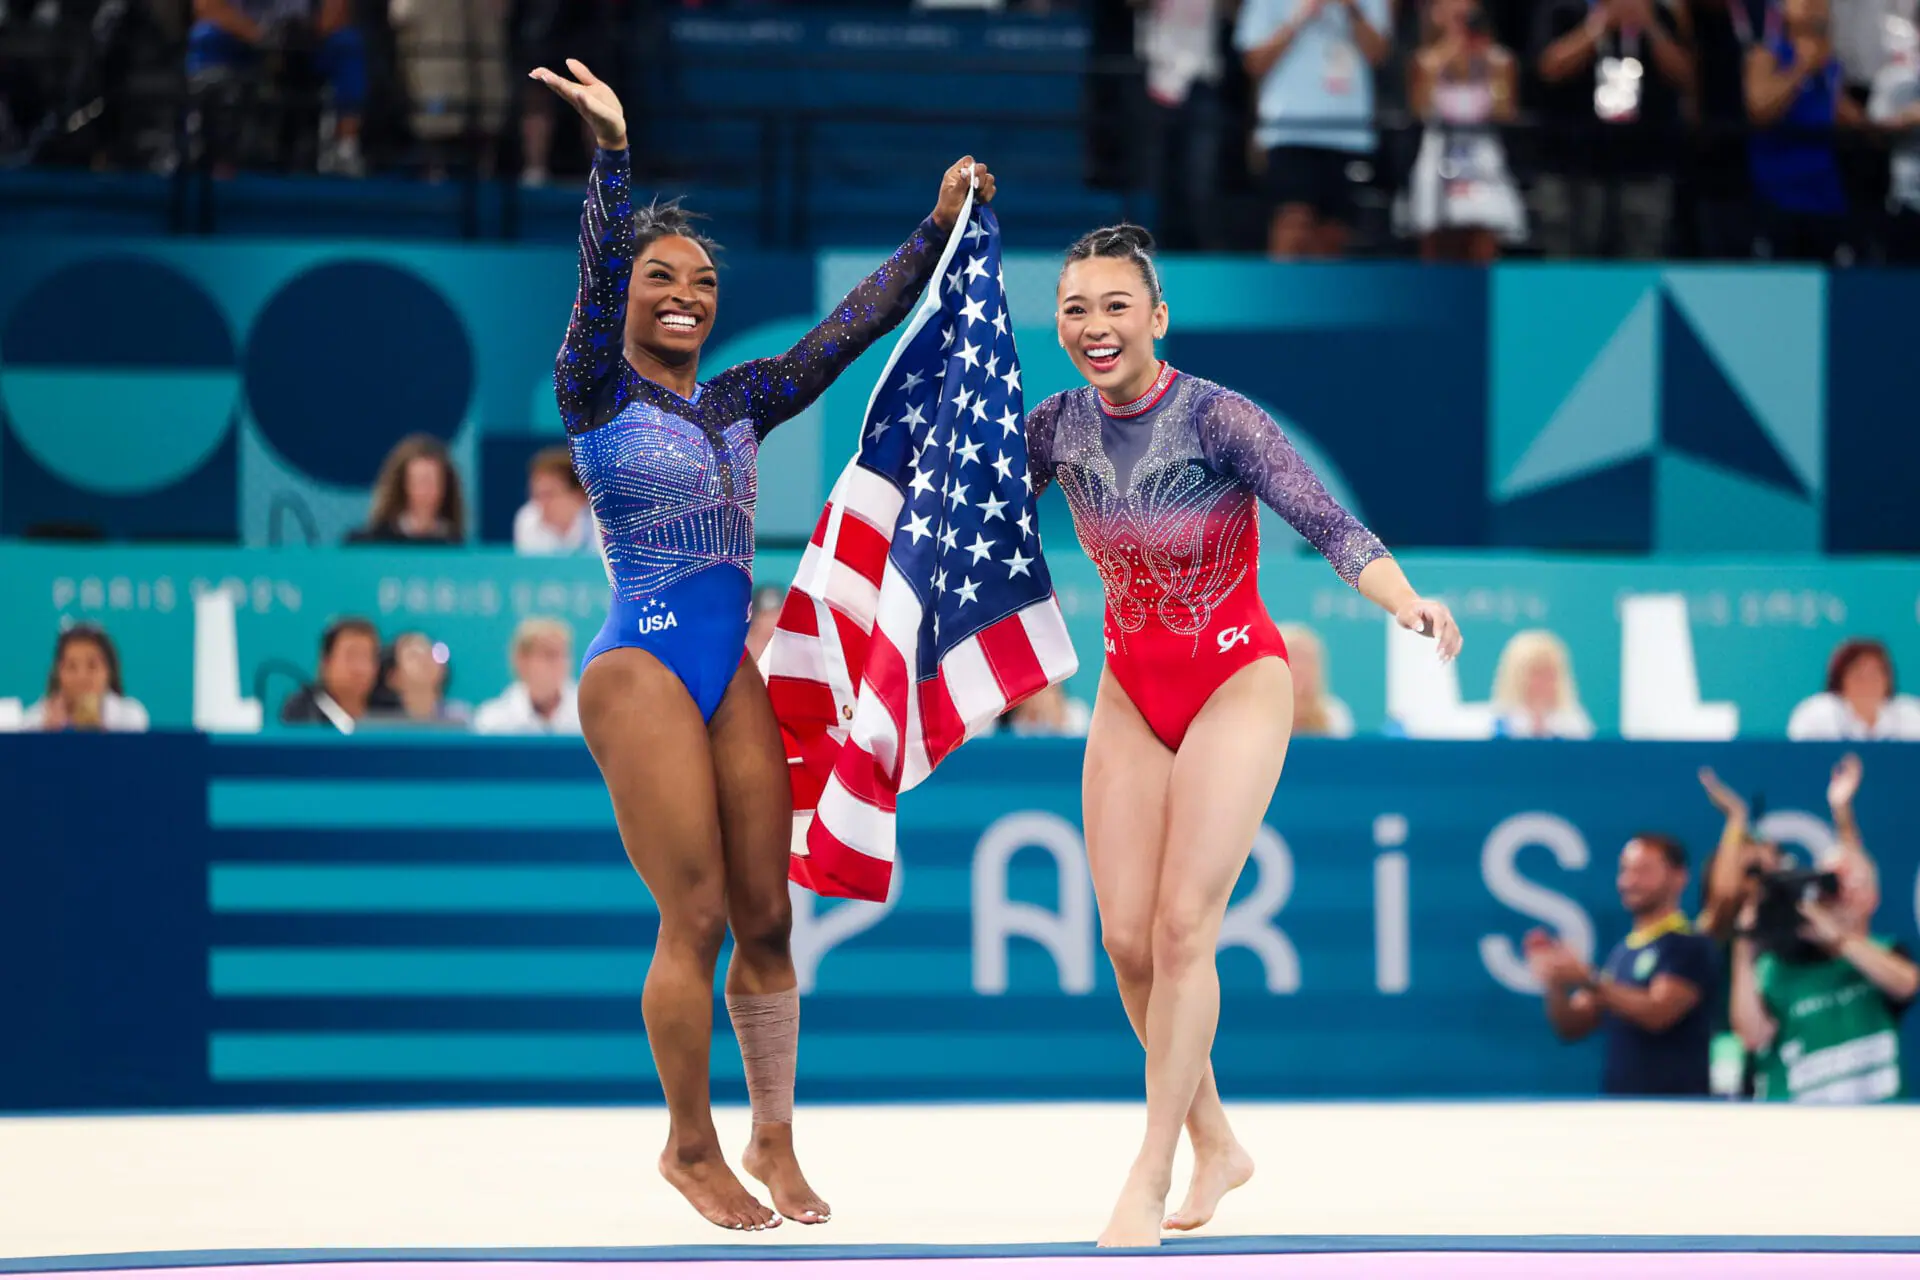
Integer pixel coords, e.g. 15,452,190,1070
1788,638,1920,741
21,624,149,732
1278,622,1355,738
1490,628,1594,740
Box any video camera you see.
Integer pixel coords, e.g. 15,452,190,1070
1746,858,1841,964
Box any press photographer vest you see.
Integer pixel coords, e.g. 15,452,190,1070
1754,940,1905,1103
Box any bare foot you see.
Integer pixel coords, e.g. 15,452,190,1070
1165,1142,1254,1231
743,1123,831,1225
1096,1167,1169,1249
659,1146,780,1231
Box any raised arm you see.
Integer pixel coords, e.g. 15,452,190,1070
1197,390,1462,656
720,157,997,439
534,60,633,436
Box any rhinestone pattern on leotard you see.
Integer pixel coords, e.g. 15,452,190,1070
554,147,944,601
1027,370,1390,652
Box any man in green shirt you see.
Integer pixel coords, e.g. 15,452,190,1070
1728,758,1920,1103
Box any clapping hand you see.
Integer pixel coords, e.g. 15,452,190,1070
1827,753,1863,812
1698,766,1748,824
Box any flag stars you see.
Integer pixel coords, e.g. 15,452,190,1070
998,408,1020,438
959,295,988,328
965,257,990,283
955,576,982,606
1003,548,1034,579
991,451,1015,481
904,511,933,544
957,338,982,370
955,437,984,467
965,533,996,564
979,493,1008,523
940,524,959,553
909,465,936,498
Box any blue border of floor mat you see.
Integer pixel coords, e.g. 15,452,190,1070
6,1238,1920,1271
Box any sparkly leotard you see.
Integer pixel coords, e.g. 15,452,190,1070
1027,365,1390,749
556,147,944,719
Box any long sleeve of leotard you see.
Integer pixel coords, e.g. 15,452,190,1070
1025,392,1061,498
554,147,636,436
713,216,948,439
1197,389,1391,588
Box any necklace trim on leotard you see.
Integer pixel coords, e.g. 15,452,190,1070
1098,362,1177,419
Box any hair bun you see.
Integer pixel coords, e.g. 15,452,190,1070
1078,223,1154,257
632,196,723,256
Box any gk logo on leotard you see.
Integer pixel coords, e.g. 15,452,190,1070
635,611,679,635
1216,624,1251,653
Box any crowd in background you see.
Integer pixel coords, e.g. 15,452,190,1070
1139,0,1920,262
9,0,1920,261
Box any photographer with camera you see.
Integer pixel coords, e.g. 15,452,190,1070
1729,755,1919,1103
1526,833,1716,1097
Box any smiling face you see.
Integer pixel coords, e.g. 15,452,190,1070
627,234,717,367
1056,255,1168,403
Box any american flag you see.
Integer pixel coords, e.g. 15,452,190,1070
760,193,1078,903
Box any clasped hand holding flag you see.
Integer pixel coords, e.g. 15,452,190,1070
760,190,1077,903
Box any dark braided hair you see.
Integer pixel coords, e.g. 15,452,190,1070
1060,222,1162,306
632,196,723,260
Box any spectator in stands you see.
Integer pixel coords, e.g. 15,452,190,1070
474,616,580,734
1489,629,1595,739
1278,622,1354,737
1403,0,1525,260
1730,755,1917,1102
1533,0,1694,258
1744,0,1862,262
368,630,470,724
1134,0,1231,251
1787,637,1920,740
1868,13,1920,260
514,444,598,555
19,625,149,733
389,0,510,176
280,616,380,730
186,0,368,176
347,434,467,545
1526,833,1716,1096
745,583,782,661
1681,0,1761,259
513,0,616,185
1236,0,1393,259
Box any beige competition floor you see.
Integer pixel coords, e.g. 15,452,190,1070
1,1102,1914,1260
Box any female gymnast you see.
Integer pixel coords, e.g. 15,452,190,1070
534,58,994,1232
1026,225,1463,1248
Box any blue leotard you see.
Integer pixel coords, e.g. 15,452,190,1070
556,147,944,719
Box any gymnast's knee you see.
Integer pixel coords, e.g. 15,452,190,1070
1102,924,1154,989
1151,901,1219,977
660,893,730,965
729,889,793,965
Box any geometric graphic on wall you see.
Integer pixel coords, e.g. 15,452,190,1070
1491,267,1825,552
0,258,238,495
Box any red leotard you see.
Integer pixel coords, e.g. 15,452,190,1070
1026,365,1389,750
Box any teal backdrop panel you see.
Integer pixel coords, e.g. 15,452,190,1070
1,733,1916,1109
2,544,1915,737
8,235,1919,554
